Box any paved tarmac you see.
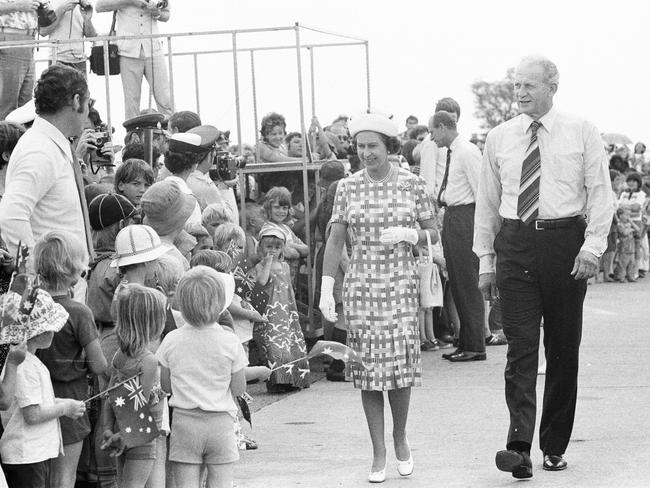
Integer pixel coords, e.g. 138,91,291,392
235,278,650,488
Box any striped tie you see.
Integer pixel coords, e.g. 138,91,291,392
517,121,542,225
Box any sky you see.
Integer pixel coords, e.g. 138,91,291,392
83,0,650,148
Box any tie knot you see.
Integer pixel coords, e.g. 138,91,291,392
530,121,542,136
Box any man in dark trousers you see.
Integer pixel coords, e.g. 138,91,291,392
473,55,613,478
429,110,485,362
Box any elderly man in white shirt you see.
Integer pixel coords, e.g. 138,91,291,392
96,0,172,119
0,64,93,274
473,55,613,479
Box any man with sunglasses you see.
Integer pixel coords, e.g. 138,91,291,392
0,65,94,287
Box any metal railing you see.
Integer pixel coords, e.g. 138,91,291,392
0,22,372,334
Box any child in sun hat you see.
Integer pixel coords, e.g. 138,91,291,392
32,231,109,488
86,193,137,335
141,180,197,271
0,286,87,488
253,226,310,393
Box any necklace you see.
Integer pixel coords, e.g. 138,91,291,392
365,164,393,184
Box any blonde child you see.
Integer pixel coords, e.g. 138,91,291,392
32,231,108,488
241,202,266,268
261,186,309,290
212,223,246,265
202,202,237,240
156,266,248,488
0,291,86,488
253,227,310,393
100,284,167,488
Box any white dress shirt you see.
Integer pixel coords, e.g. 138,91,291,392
414,137,446,198
0,117,85,264
439,136,481,207
473,108,614,274
115,4,165,58
48,1,86,63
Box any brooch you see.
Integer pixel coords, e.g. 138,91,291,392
397,181,411,191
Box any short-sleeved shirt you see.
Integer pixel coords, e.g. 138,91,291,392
156,324,247,416
37,295,99,383
0,353,63,464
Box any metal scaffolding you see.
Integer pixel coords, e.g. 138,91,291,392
0,22,372,332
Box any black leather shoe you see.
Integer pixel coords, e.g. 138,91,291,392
543,454,567,471
442,348,463,360
495,450,533,479
448,351,486,362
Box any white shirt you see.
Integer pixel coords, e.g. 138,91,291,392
473,108,614,274
414,137,447,198
48,1,86,62
186,170,230,212
114,4,166,58
0,353,63,464
156,324,247,416
0,117,85,264
439,136,481,207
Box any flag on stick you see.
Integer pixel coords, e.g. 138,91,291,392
270,341,372,372
108,375,160,448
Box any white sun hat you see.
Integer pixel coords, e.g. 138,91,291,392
110,224,169,268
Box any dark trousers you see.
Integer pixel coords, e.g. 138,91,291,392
441,204,485,353
495,219,587,455
3,460,50,488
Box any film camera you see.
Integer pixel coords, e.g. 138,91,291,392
209,151,246,182
89,125,114,172
147,0,168,8
37,1,57,28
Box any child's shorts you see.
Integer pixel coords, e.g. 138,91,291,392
124,438,158,460
169,408,238,464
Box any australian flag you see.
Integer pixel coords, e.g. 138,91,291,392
232,255,269,315
108,375,160,448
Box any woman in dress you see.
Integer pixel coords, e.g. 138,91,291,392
319,113,437,483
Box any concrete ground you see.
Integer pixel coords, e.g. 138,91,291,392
234,278,650,488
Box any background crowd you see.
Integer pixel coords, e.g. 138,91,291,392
0,3,644,486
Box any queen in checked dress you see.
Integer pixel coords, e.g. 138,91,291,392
319,113,437,483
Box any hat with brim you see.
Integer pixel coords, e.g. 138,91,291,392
168,125,220,154
216,271,235,313
349,113,398,138
141,181,196,237
5,99,36,126
123,112,166,132
0,288,69,344
258,225,286,242
110,224,170,268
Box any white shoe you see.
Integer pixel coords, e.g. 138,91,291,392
368,465,386,483
397,456,414,476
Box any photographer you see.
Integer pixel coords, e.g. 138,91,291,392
40,0,97,74
0,0,39,119
75,104,116,184
95,0,172,119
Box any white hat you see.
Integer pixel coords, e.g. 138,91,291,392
215,271,235,313
5,99,36,126
349,113,398,138
110,225,169,268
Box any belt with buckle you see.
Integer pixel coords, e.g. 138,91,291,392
0,26,37,36
503,216,583,231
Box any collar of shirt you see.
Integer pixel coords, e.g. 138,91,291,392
448,135,460,153
32,116,73,163
519,106,558,136
190,170,213,183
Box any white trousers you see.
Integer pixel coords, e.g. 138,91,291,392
120,50,172,120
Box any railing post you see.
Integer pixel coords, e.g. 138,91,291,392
102,40,112,132
167,36,175,112
364,41,371,112
193,53,200,117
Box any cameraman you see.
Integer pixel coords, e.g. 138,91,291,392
0,0,39,119
96,0,171,119
75,105,116,184
40,0,97,74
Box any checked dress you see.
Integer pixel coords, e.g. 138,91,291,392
330,165,435,390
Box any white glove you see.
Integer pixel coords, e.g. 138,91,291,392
379,227,419,245
319,276,337,322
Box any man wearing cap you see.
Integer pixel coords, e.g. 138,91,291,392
430,110,485,362
0,0,39,120
0,65,94,279
96,0,172,120
474,55,613,478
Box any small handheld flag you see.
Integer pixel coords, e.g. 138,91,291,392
108,375,160,448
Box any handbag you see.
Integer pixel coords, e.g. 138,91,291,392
90,12,120,76
418,230,444,308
